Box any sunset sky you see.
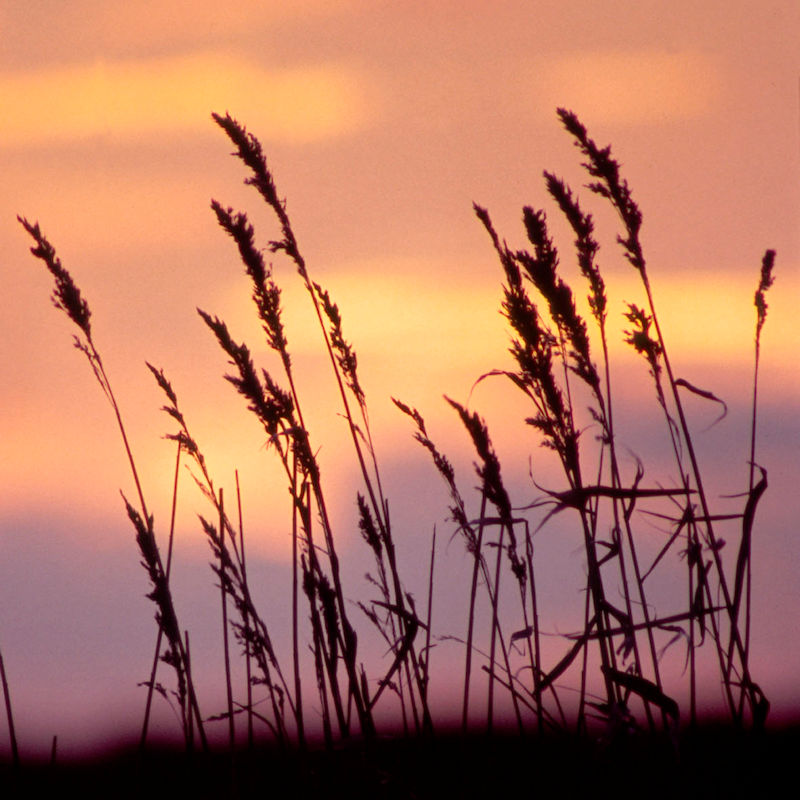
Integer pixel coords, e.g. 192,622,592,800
1,1,798,757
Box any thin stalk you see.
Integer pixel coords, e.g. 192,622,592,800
463,497,488,734
486,523,505,734
0,644,19,770
141,439,182,748
689,531,697,727
234,471,254,750
219,488,236,750
483,520,525,735
577,581,591,736
289,460,306,749
740,251,775,719
184,631,194,751
523,526,544,733
422,526,437,725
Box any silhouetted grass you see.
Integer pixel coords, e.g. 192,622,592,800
9,109,779,786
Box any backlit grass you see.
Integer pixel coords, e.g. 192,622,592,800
7,110,777,782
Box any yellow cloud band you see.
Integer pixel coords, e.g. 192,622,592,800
535,50,721,125
1,53,368,146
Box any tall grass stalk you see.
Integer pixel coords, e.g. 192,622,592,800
734,250,775,719
233,471,256,749
0,644,19,769
140,438,182,748
217,488,236,750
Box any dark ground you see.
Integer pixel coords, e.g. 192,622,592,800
2,724,797,799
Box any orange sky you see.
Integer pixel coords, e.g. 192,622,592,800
1,1,798,755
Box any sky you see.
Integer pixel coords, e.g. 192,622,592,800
1,0,798,758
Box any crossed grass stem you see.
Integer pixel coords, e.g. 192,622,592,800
473,204,626,719
558,108,771,724
546,171,665,720
447,109,775,732
147,363,299,747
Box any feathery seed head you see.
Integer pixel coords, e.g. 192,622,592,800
446,397,513,525
544,172,607,325
357,493,382,556
212,112,280,208
314,282,364,405
755,249,776,335
624,304,661,378
557,108,645,273
211,201,288,354
19,216,92,338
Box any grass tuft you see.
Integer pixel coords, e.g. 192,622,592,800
11,108,779,780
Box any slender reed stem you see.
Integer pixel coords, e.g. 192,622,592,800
422,526,437,724
218,489,236,749
460,495,487,734
234,471,255,750
140,440,181,749
0,644,19,770
289,459,306,749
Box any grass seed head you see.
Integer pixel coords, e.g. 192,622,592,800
624,303,662,379
755,249,776,335
19,216,92,338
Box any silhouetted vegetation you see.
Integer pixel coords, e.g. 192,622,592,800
8,109,780,790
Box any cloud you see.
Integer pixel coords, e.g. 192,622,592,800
218,257,506,364
3,0,359,57
534,50,722,125
93,0,359,47
0,52,369,146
